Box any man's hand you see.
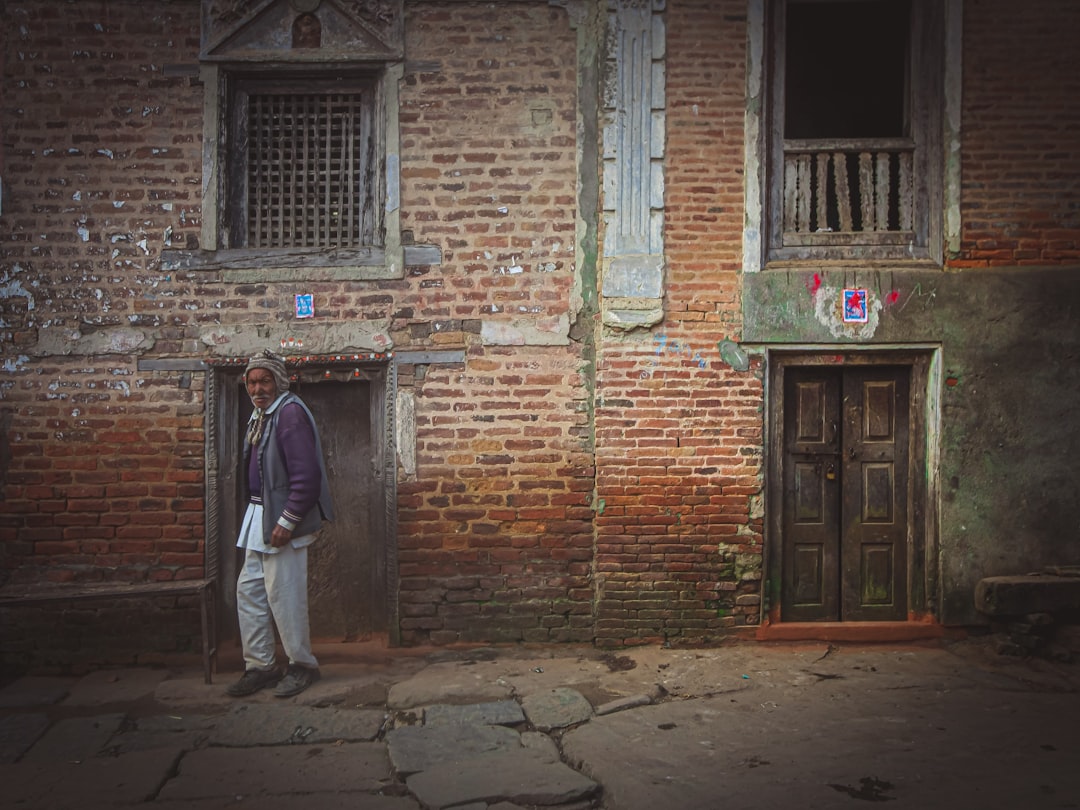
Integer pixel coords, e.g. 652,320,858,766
270,524,293,548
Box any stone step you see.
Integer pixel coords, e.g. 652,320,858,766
975,573,1080,616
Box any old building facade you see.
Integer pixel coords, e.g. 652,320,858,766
1,0,1078,668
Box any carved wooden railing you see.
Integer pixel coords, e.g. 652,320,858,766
782,138,916,245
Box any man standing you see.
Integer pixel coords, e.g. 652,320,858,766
226,350,335,698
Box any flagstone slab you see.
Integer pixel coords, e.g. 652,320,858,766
157,742,393,800
423,699,524,727
0,712,50,763
20,712,126,763
387,661,514,710
0,747,181,809
386,722,522,776
0,675,75,708
521,687,593,731
209,702,385,746
405,746,599,809
63,668,167,706
104,712,218,754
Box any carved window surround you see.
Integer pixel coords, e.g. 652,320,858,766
179,0,407,282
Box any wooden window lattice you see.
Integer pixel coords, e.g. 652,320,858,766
246,92,371,249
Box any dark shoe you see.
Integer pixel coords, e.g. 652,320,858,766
273,664,321,697
226,667,281,697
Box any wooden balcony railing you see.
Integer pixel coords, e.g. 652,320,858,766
782,138,916,246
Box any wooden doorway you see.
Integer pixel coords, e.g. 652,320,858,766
206,359,398,645
768,353,932,624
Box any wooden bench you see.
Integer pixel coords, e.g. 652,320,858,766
0,578,217,684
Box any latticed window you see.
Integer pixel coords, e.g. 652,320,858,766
227,76,379,250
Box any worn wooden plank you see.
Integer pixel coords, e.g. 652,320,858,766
137,358,208,372
815,152,829,231
344,98,356,249
898,151,913,231
796,154,811,233
875,152,890,231
834,153,852,232
160,244,436,273
782,231,916,247
0,579,213,604
160,246,386,271
784,157,798,235
858,152,873,232
784,137,913,153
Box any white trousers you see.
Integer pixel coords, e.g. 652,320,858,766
236,543,318,671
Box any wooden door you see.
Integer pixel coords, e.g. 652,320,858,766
781,366,909,621
235,379,383,640
302,380,381,640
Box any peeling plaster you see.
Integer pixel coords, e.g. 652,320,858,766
481,313,571,346
602,306,664,331
0,271,36,315
29,326,151,357
396,390,417,477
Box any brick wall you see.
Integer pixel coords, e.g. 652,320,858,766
0,3,206,593
591,0,763,647
954,0,1080,266
6,0,1076,665
0,0,208,666
0,0,593,660
396,3,591,643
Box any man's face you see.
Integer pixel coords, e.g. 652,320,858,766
245,368,278,410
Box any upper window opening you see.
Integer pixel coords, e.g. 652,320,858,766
785,1,909,139
764,0,943,264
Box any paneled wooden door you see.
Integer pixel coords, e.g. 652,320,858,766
781,366,910,621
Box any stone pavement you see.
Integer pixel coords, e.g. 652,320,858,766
1,636,1079,809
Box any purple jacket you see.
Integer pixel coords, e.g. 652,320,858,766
245,393,334,543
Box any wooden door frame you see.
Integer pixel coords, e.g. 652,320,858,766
763,347,940,625
204,356,399,645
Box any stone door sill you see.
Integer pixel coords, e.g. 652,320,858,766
756,621,953,643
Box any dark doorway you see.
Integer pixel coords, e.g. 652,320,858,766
775,361,916,622
207,360,396,645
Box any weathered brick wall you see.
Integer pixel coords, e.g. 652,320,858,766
0,0,593,661
10,0,1074,663
954,0,1080,266
396,3,592,644
0,1,209,668
0,2,206,588
591,0,763,647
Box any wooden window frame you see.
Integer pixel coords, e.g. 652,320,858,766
764,0,945,266
196,63,404,281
